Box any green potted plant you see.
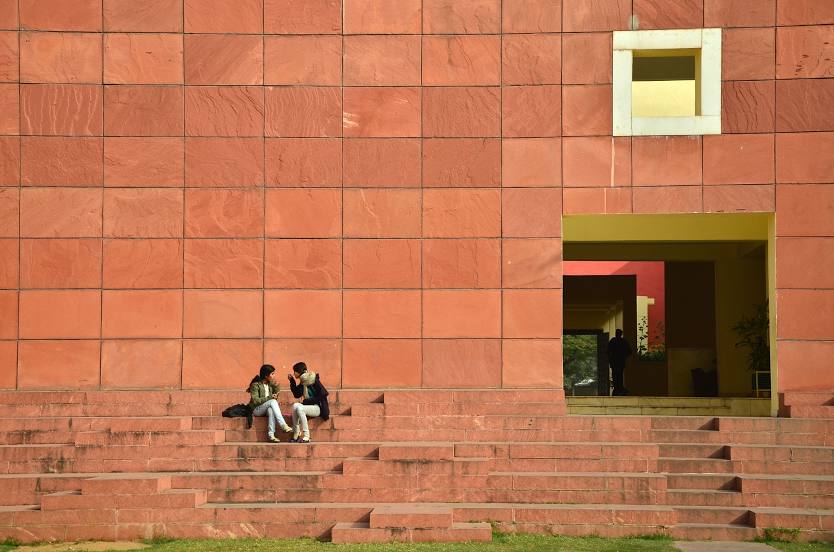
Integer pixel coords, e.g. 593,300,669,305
733,302,770,395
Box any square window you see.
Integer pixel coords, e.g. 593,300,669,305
613,29,721,136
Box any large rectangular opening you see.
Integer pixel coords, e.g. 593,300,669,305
562,214,776,413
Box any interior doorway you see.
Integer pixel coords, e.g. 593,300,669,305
563,330,609,396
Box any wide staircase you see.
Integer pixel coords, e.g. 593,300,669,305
0,389,832,544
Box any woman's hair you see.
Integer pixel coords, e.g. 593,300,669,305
292,361,307,375
246,364,275,391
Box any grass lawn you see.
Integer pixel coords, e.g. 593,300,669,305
2,535,834,552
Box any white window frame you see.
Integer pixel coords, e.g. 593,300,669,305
613,28,722,136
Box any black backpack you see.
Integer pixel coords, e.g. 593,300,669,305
222,403,253,429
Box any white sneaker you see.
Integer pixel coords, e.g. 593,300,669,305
267,434,280,443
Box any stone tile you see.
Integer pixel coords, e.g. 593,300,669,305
18,340,100,388
0,138,18,185
705,0,775,27
423,188,501,238
777,79,834,132
264,339,342,388
777,25,834,79
777,340,834,392
703,134,774,185
503,34,561,86
101,340,182,388
343,290,421,338
344,35,420,86
103,239,183,289
777,0,834,25
0,84,16,134
776,184,834,236
21,84,102,136
185,86,264,137
722,81,775,133
423,290,502,338
563,136,631,187
104,137,184,187
184,239,263,289
102,290,182,338
265,36,342,86
0,187,18,236
343,87,421,138
264,0,341,34
503,138,560,187
343,189,420,238
104,0,182,32
776,133,834,184
502,188,562,237
776,237,834,289
562,0,630,31
777,290,834,340
703,184,774,213
722,28,775,81
20,239,102,288
265,86,341,137
104,33,182,84
562,33,612,84
422,239,501,289
20,188,102,238
185,189,263,238
503,339,562,387
503,290,562,338
266,138,341,187
344,0,421,34
633,186,703,214
20,31,102,83
423,0,499,34
423,138,500,187
563,187,633,214
21,137,102,186
342,339,421,388
103,188,182,238
423,87,500,138
562,85,612,136
183,290,263,338
423,35,500,86
503,86,561,138
343,239,420,289
265,189,341,238
20,0,101,31
423,339,501,388
633,136,702,186
184,0,262,33
503,238,562,289
0,0,17,29
104,85,184,136
182,339,261,389
503,0,561,32
633,0,703,29
184,34,262,85
265,239,341,289
0,31,18,82
264,290,342,338
343,139,421,187
19,290,101,338
185,137,264,187
0,292,15,338
0,239,16,288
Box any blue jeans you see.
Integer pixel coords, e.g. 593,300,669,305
252,399,288,436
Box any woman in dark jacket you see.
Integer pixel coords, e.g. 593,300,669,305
287,361,329,443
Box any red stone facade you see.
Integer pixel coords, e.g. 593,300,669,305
0,0,832,393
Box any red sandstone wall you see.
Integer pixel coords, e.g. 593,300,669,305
0,0,830,391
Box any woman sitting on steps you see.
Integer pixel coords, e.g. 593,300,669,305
287,361,330,443
248,364,292,443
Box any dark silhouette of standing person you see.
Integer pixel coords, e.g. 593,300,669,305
607,329,632,396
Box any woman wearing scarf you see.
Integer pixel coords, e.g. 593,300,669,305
287,361,330,443
248,364,292,443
